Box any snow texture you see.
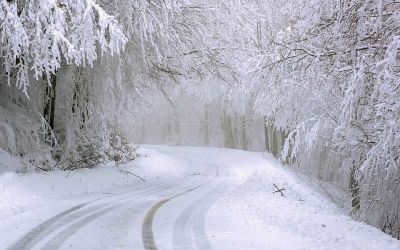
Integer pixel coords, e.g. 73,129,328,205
0,146,398,249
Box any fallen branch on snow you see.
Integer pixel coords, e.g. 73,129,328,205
118,170,145,182
273,183,286,197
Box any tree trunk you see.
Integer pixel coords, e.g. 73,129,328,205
264,117,270,152
203,108,209,145
43,74,57,146
49,74,57,130
241,115,247,150
222,111,234,148
350,163,360,211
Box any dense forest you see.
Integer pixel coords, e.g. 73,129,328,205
0,0,399,239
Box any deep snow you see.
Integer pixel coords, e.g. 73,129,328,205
0,145,399,249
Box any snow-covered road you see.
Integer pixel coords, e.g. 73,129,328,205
1,146,399,250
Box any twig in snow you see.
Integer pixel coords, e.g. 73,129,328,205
118,170,145,182
36,166,50,172
273,184,286,197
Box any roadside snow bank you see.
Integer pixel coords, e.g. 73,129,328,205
0,146,187,219
207,152,400,250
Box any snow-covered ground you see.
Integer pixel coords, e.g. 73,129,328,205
204,153,400,250
0,145,399,249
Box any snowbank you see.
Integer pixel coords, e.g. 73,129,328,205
206,151,400,250
0,146,187,220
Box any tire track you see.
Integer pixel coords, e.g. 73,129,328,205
39,179,188,250
40,204,121,250
7,202,91,250
8,178,182,250
142,165,219,250
172,182,227,250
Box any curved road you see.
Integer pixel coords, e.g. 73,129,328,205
7,147,231,250
5,146,400,250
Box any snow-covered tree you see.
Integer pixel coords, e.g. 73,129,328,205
0,0,126,96
1,0,399,239
249,0,400,238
